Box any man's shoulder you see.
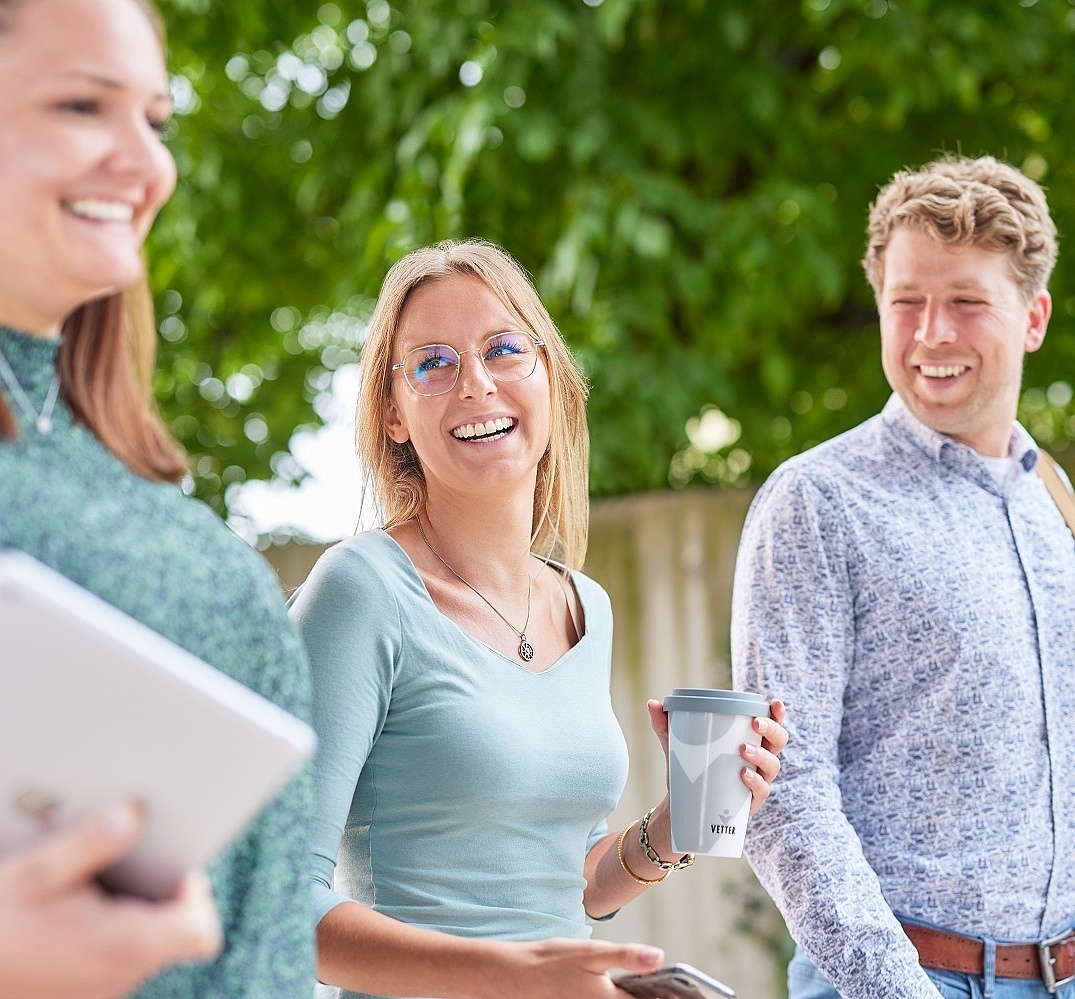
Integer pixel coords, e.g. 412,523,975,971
742,412,918,536
768,414,887,489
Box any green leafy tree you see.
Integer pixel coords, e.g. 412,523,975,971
154,0,1075,514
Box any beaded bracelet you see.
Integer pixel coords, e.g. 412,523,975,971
617,821,668,886
638,807,695,872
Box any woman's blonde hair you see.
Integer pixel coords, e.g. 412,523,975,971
0,0,185,481
356,239,591,568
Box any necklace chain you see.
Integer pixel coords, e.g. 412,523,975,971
0,345,60,435
415,514,535,663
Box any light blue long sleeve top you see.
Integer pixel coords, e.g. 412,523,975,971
732,394,1075,999
288,531,629,958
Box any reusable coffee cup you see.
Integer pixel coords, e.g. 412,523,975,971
663,688,770,858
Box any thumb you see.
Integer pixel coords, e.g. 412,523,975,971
647,699,670,756
30,801,144,895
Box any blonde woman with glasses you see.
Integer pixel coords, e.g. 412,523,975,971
289,239,787,999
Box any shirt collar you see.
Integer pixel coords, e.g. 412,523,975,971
880,393,1038,472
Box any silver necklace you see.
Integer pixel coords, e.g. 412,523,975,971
0,346,61,435
415,514,535,662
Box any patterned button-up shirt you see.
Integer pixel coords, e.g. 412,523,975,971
732,394,1075,999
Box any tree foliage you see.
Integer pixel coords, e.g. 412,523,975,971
154,0,1075,514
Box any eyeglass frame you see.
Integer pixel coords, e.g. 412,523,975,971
390,330,547,397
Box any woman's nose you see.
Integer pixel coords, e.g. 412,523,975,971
455,348,497,398
110,114,177,203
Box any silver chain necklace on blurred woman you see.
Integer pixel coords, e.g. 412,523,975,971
415,513,535,662
0,346,61,435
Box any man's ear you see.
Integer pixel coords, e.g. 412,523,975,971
1024,290,1052,354
384,397,411,443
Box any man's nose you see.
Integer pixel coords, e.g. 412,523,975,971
915,301,957,347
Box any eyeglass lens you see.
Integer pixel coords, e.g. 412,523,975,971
404,332,539,395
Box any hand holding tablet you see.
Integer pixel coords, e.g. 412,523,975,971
0,550,316,900
0,802,222,999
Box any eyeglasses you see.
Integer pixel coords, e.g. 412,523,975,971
391,331,545,397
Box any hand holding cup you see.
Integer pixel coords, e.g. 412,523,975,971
649,691,786,858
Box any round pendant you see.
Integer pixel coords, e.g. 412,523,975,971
519,638,535,662
35,415,52,434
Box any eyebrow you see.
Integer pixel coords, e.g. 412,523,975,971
398,327,523,351
887,278,987,292
56,69,171,105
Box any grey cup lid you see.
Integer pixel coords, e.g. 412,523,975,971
663,688,769,716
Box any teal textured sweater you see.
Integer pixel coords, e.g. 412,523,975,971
0,326,315,998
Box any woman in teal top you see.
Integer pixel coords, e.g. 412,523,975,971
0,0,313,996
290,239,787,999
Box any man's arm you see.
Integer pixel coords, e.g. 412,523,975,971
731,469,940,999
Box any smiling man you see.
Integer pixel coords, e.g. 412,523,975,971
731,156,1075,999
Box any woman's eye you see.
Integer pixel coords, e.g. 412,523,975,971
59,99,99,116
485,339,525,360
416,354,452,373
148,115,170,136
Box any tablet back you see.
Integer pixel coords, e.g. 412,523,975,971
0,549,316,899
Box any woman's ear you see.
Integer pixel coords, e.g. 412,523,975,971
384,397,411,443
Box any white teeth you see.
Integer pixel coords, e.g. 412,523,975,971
452,417,514,441
920,364,967,378
67,199,135,222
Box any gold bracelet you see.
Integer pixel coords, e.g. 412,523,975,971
617,821,668,886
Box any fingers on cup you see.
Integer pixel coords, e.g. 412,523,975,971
743,743,781,783
743,766,772,812
754,713,789,755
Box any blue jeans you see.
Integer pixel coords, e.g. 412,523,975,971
787,945,1075,999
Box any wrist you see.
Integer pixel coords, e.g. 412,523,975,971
617,820,667,886
638,806,694,873
446,938,520,999
641,799,673,856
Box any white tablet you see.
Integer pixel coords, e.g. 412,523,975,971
0,549,316,900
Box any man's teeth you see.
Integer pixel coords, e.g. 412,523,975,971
452,417,514,441
920,364,967,378
67,199,134,222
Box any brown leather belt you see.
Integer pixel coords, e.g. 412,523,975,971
901,923,1075,993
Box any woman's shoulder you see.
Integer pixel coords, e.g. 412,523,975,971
307,528,411,581
289,529,420,618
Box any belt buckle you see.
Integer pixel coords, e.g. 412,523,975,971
1038,930,1075,994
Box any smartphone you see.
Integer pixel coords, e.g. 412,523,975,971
613,963,736,999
